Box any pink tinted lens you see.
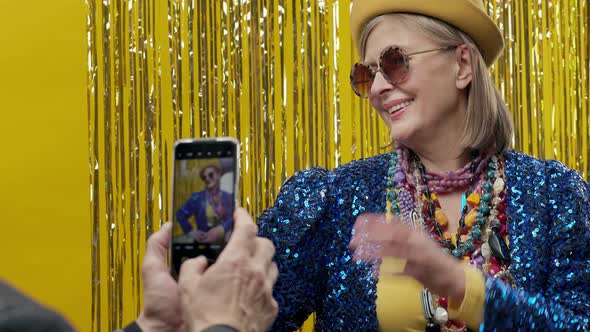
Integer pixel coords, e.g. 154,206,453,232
351,63,374,97
381,48,408,84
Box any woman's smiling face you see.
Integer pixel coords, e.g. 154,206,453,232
364,17,466,147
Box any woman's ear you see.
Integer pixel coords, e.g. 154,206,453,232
455,44,474,90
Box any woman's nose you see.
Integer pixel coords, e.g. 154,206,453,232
369,71,395,97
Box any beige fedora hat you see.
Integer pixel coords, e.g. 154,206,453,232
350,0,505,66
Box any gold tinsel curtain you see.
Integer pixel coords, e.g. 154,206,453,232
86,0,589,330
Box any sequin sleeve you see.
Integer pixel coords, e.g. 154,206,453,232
482,159,590,331
257,167,333,331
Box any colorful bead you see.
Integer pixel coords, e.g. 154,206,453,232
493,178,505,194
489,256,500,266
471,228,482,239
499,223,507,236
463,241,475,252
488,264,501,276
492,196,502,206
426,322,440,332
435,209,448,227
476,217,486,226
385,150,510,332
434,307,449,324
460,234,468,243
479,204,490,215
466,192,480,207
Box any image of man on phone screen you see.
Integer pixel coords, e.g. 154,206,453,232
176,163,234,245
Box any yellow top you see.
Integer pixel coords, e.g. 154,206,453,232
205,202,221,228
376,255,486,331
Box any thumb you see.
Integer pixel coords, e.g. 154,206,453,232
178,256,208,287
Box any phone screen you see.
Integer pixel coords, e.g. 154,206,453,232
171,139,238,275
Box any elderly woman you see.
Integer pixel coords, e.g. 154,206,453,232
257,0,590,331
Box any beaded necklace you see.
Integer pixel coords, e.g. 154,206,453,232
385,147,512,332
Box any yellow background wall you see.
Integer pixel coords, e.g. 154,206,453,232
0,0,90,330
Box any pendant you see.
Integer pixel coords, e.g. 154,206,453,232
488,230,511,263
411,210,422,229
421,288,436,320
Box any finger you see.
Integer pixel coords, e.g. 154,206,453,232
365,218,413,245
352,241,383,262
379,257,408,276
252,237,276,270
352,224,412,262
266,262,279,288
178,256,208,287
220,207,258,259
143,222,173,273
350,214,371,250
350,213,387,249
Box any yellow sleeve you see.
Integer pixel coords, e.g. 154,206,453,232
448,265,485,330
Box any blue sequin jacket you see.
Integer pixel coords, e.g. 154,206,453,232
258,151,590,331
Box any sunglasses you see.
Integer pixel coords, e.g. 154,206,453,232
202,170,217,180
350,45,458,98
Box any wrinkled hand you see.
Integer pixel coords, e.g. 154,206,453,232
350,213,466,301
137,222,186,332
179,208,279,332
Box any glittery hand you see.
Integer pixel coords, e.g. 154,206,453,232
350,213,466,302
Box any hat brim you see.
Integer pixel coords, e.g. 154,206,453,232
350,0,504,66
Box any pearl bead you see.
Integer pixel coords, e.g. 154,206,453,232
434,307,449,325
493,178,505,195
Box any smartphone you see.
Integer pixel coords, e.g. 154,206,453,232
170,137,239,277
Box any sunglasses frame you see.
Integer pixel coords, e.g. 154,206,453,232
350,45,458,98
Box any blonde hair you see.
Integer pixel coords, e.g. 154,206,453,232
359,14,513,153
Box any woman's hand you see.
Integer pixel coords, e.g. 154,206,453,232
350,213,466,301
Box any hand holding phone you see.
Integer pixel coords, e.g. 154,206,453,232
170,138,240,277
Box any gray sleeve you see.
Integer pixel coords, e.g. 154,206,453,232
0,280,76,332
